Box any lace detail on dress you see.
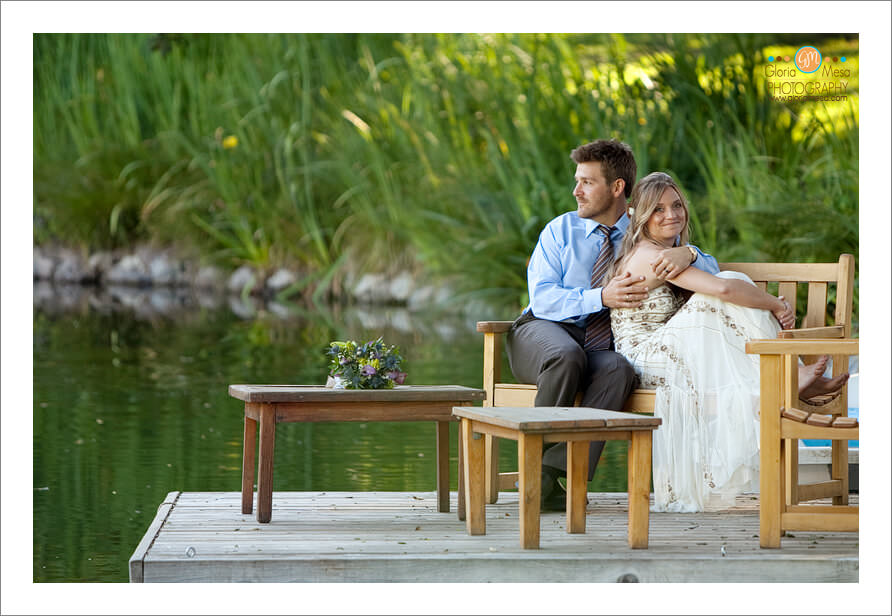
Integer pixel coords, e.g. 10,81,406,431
611,271,782,512
677,299,751,342
612,285,684,358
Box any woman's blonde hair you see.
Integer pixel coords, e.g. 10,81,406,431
607,171,691,281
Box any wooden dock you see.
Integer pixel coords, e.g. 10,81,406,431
130,491,858,583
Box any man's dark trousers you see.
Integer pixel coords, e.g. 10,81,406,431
505,311,636,480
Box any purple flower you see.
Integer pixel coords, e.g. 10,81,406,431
387,371,407,385
361,364,377,376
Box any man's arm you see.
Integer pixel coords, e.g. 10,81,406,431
527,226,648,321
526,228,602,321
650,244,719,280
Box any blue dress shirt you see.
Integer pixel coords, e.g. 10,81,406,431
525,211,719,327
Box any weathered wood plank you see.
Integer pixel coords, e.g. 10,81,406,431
134,491,858,583
229,385,485,403
453,406,661,432
128,491,180,582
718,262,839,282
274,400,462,423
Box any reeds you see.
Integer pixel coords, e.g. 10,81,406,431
33,33,858,324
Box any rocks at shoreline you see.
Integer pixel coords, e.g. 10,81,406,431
32,245,459,310
32,279,483,342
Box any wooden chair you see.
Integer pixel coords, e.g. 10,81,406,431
745,338,858,547
477,254,855,503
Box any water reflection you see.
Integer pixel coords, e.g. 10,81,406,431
32,283,628,582
33,281,485,339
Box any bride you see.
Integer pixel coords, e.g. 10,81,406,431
609,172,848,512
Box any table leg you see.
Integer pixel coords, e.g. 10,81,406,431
257,404,276,524
485,435,499,504
457,421,465,521
241,411,257,514
462,419,485,535
566,440,589,533
436,420,450,513
518,432,542,549
627,430,652,548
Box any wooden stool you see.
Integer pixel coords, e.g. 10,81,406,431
453,406,661,549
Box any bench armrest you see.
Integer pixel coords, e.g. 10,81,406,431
746,338,859,356
778,325,845,339
477,321,514,334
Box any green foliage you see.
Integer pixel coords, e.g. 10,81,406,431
34,33,858,324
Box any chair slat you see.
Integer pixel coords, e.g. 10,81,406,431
834,254,855,335
778,281,797,306
804,282,828,329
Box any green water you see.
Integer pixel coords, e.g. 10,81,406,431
32,287,629,582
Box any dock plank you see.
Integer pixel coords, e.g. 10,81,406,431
133,491,858,583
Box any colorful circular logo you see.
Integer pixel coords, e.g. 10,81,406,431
794,46,822,73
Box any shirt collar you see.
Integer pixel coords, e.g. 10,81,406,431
585,211,629,238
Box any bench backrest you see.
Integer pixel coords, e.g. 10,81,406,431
718,255,855,335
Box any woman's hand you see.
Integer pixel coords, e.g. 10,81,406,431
650,246,694,280
772,295,796,330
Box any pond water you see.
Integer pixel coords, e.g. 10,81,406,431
32,283,631,582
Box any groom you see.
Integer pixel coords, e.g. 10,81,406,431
505,139,719,510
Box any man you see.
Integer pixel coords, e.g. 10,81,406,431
506,139,719,510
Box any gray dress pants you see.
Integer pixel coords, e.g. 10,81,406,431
505,311,636,480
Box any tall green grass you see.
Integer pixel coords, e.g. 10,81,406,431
33,33,858,325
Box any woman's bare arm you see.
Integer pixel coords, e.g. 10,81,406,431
620,244,794,328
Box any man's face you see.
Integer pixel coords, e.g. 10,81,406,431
573,161,619,221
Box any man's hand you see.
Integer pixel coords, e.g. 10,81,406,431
602,272,648,308
650,246,695,280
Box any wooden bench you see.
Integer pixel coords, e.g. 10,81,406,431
453,406,661,549
477,254,855,504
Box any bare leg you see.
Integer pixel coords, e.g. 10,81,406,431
798,355,849,399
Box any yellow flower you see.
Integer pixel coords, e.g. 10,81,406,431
222,135,238,149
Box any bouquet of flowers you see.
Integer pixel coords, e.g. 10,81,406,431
325,337,407,389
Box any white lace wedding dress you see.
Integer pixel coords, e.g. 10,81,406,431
611,271,780,512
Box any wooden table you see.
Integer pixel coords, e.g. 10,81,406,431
453,406,661,549
229,385,485,523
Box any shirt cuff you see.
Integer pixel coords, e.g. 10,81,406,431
583,288,605,314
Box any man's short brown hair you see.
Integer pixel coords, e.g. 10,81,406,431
570,139,637,198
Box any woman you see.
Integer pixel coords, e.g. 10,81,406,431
609,172,847,512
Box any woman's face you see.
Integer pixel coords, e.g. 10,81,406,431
644,186,687,246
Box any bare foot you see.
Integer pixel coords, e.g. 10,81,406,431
798,355,849,399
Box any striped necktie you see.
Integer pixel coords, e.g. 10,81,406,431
583,224,615,351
